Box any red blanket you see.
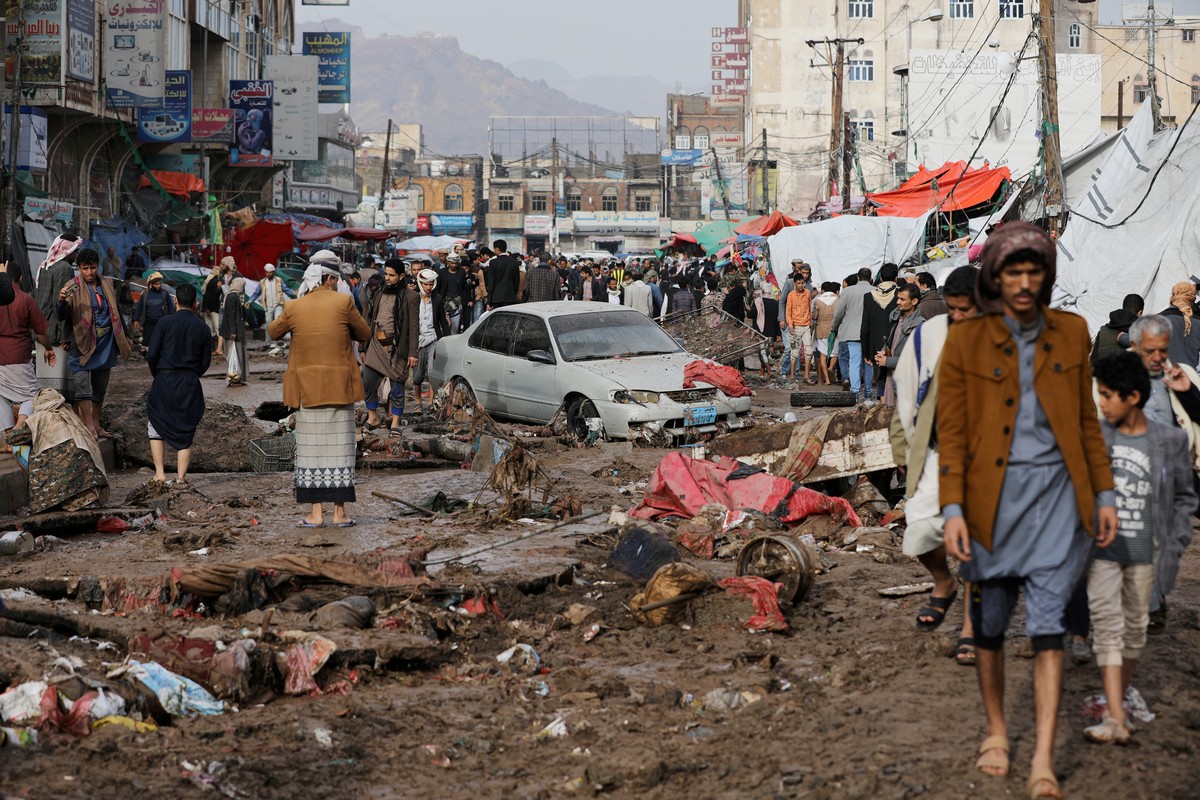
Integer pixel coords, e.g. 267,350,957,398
683,360,752,398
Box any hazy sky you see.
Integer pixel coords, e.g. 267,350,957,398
296,0,734,86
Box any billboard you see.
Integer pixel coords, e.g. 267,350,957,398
380,190,418,231
137,70,190,143
66,0,96,82
192,108,235,143
10,0,63,100
264,55,319,161
229,80,273,166
104,0,166,108
907,50,1102,173
302,31,351,104
2,106,49,172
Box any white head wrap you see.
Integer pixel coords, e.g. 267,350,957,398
301,263,340,293
417,268,439,285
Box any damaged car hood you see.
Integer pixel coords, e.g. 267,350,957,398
569,352,714,392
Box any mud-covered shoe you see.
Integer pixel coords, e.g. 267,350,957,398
1084,714,1131,744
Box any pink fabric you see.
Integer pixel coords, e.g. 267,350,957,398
683,360,752,398
718,576,789,632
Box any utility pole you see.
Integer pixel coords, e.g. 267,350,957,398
759,128,769,213
1036,0,1065,235
1147,0,1163,130
842,113,854,208
712,146,734,220
550,136,559,253
379,119,393,199
1116,79,1125,130
3,19,23,262
806,37,863,202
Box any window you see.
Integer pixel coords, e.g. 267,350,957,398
511,316,554,360
497,193,514,212
601,188,618,212
1134,85,1148,103
999,0,1024,19
1069,23,1081,49
531,193,548,212
635,195,653,212
693,126,710,149
1192,76,1200,104
410,185,425,211
443,183,463,211
853,119,875,142
950,0,974,19
1185,29,1197,43
673,126,691,150
470,313,519,355
567,187,582,212
848,59,874,82
848,0,873,19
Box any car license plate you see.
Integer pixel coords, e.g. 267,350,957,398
684,404,717,426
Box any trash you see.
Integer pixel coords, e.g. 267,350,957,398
87,688,126,720
0,681,49,725
209,640,256,701
563,603,596,626
717,576,789,633
842,479,891,525
314,728,334,747
314,596,376,629
630,563,715,627
95,515,131,534
0,530,34,555
127,660,224,716
679,443,706,460
736,535,818,604
583,624,603,642
782,412,798,423
496,644,541,674
701,688,764,712
1083,686,1156,725
1,726,38,746
92,715,157,734
607,527,680,580
277,633,338,696
878,582,936,598
536,716,569,739
34,535,66,551
459,594,504,619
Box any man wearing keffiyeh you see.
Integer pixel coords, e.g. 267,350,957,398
33,234,83,399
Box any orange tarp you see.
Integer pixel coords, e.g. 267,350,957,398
734,210,799,236
867,164,1010,218
138,170,205,197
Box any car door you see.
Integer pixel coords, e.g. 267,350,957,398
504,314,559,422
464,312,517,414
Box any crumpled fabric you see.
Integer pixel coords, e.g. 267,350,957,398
27,388,106,476
682,359,752,398
718,576,789,633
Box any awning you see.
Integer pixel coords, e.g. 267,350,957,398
866,163,1011,218
298,225,392,242
734,210,798,236
138,170,205,198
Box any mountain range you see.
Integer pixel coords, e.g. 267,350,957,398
298,21,624,154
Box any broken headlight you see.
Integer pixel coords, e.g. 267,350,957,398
613,390,660,404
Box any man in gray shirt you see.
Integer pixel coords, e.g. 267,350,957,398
831,266,875,401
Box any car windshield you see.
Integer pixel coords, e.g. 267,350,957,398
549,310,683,362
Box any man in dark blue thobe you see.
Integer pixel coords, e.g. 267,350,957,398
146,283,211,484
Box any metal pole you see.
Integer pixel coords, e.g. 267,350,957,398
379,118,393,199
842,112,853,207
759,127,769,213
829,40,843,202
1117,79,1124,130
712,146,733,220
1038,0,1065,234
550,135,558,252
1148,0,1162,130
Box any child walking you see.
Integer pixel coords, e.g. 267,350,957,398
1088,352,1197,743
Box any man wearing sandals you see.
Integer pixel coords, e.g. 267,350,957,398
938,223,1117,800
889,266,979,665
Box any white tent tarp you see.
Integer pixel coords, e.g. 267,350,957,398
766,213,931,288
1055,101,1199,334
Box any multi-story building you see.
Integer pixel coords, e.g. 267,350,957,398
664,93,747,222
407,155,485,239
1096,9,1200,133
285,111,364,218
740,0,1099,216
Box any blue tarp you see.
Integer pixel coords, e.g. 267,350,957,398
89,217,151,274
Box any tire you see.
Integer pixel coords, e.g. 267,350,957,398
452,378,477,406
565,396,604,443
790,390,855,408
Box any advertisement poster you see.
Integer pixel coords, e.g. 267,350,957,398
137,70,190,143
13,0,63,92
301,31,350,104
264,55,318,160
191,108,235,143
2,105,49,172
66,0,96,82
23,198,74,224
104,0,166,108
229,80,273,167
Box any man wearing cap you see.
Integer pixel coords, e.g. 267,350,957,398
438,252,470,333
250,263,294,352
133,271,176,350
412,268,448,413
269,262,371,528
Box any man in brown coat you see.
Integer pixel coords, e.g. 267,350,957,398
938,222,1117,799
268,263,371,528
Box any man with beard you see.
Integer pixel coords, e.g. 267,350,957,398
361,259,419,434
411,269,448,413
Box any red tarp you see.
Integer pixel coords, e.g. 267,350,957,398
630,452,863,527
298,225,391,242
138,170,205,197
683,360,752,398
734,210,799,237
867,163,1010,218
228,221,296,280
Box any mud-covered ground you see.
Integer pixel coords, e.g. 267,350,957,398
2,350,1199,799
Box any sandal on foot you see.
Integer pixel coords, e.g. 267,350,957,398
297,519,325,528
1084,714,1131,744
975,735,1009,777
916,587,958,631
1027,769,1062,799
956,637,977,667
333,519,356,528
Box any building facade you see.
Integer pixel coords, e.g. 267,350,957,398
285,111,364,218
1096,11,1200,133
665,93,747,221
740,0,1098,216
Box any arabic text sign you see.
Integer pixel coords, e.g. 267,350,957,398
10,0,63,98
302,31,351,104
137,70,190,143
104,0,166,108
23,198,74,224
229,80,274,167
66,0,96,82
264,55,319,161
191,108,234,143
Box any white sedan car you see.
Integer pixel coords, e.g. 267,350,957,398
429,302,752,441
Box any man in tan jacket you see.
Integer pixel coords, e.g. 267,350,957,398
268,263,371,528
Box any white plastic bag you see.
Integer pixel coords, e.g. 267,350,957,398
227,347,241,382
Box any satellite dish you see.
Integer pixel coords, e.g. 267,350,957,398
448,164,461,175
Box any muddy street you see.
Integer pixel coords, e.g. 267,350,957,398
2,351,1199,800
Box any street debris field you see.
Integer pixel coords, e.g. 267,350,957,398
2,359,1200,800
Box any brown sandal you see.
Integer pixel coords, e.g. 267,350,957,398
975,735,1009,777
1027,768,1062,799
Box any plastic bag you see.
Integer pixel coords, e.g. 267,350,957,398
227,347,241,382
127,660,223,717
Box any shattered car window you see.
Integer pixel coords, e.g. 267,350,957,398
549,311,682,362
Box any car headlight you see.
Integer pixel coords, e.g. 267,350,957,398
613,390,660,404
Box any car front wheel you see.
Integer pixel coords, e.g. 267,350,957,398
565,396,604,444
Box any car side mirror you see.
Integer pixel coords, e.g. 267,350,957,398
527,349,555,365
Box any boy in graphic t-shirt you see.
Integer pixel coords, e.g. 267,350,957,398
1089,352,1198,744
